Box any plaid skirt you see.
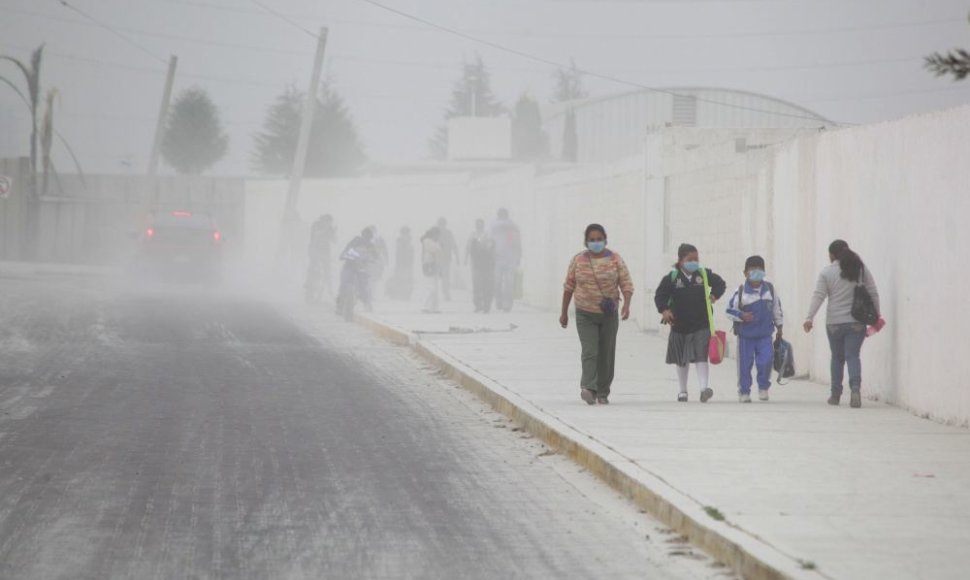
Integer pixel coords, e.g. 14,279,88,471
666,328,711,365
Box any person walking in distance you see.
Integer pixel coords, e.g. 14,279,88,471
804,240,881,408
436,218,459,302
491,208,522,312
385,226,414,301
335,227,376,320
466,218,496,313
654,243,726,403
560,224,634,405
725,255,784,403
421,226,443,314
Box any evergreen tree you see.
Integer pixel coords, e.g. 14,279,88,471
160,88,228,175
552,58,589,103
925,12,970,81
429,54,506,159
511,93,547,161
251,83,365,177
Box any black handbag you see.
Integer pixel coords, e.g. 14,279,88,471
587,252,618,315
851,267,879,325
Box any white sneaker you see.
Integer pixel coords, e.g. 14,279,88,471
758,390,770,402
739,393,752,403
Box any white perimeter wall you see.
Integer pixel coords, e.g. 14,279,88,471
244,104,970,426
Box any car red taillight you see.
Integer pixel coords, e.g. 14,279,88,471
145,227,155,239
212,231,222,243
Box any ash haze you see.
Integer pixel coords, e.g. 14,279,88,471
1,0,969,174
3,2,970,579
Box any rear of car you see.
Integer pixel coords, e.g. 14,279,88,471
139,210,223,282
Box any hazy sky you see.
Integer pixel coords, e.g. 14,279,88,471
2,0,969,175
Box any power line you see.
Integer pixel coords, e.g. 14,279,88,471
147,0,966,41
802,83,970,104
494,17,967,41
248,0,319,39
4,6,943,77
357,0,836,124
3,39,957,107
50,0,167,64
4,6,313,56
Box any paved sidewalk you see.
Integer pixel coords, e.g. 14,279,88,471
361,292,970,580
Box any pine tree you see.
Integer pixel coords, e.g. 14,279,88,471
251,83,365,177
429,54,506,159
925,12,970,81
511,93,547,161
160,88,228,175
552,58,589,103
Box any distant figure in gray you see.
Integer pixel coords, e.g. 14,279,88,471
435,217,459,301
465,218,495,313
491,208,522,312
305,214,335,304
385,226,414,300
421,226,443,313
367,225,389,303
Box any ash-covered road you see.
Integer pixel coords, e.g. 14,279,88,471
0,271,725,579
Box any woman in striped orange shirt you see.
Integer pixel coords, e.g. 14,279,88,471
560,224,634,405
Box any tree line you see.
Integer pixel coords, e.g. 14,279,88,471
159,53,589,175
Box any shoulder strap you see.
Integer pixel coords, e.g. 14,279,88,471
587,252,608,299
737,285,745,310
700,268,715,334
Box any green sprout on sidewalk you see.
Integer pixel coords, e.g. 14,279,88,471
703,506,725,521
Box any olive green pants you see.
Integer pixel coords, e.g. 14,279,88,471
575,308,619,397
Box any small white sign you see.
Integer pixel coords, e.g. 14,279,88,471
0,175,11,200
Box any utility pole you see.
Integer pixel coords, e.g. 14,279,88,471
283,27,328,225
147,55,177,210
148,55,177,178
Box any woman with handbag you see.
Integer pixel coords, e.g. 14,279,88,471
654,243,727,403
804,240,881,408
560,224,634,405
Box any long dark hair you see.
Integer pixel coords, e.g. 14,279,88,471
673,243,698,268
829,239,864,282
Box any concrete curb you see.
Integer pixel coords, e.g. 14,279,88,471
357,312,822,580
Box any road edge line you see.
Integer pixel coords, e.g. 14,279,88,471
356,311,816,580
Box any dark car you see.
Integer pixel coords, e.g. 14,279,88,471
139,210,223,282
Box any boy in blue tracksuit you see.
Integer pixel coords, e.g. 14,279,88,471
725,256,784,403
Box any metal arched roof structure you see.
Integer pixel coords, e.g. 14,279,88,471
544,86,833,162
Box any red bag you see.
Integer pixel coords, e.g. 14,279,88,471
700,268,726,365
708,330,727,365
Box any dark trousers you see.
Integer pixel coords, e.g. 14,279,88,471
471,264,494,312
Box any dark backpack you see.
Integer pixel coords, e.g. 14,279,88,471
773,337,796,384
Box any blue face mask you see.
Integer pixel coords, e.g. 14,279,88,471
748,269,766,282
683,261,700,273
587,240,606,254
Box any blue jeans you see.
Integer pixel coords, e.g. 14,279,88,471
826,323,866,395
